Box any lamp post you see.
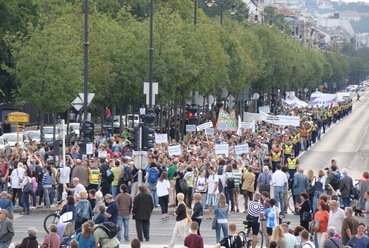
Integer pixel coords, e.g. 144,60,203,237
194,0,197,26
146,0,156,129
206,1,236,25
83,0,89,123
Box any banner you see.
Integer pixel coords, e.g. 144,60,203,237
155,133,168,144
168,145,181,156
186,125,196,132
239,122,253,130
260,112,300,126
216,109,237,131
258,105,270,114
235,144,249,155
205,128,214,136
217,122,228,131
215,144,229,156
281,97,308,109
308,94,338,108
197,122,213,131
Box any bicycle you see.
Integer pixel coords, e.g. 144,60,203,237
238,220,264,248
43,201,64,233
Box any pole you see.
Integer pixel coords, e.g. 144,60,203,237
194,0,197,26
146,0,156,128
83,0,89,122
220,2,223,25
137,125,143,186
61,119,67,200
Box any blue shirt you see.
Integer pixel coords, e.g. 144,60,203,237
106,201,118,224
347,236,369,248
75,233,95,248
94,213,108,225
264,206,278,228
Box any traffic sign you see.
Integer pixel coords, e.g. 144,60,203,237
7,112,29,123
71,97,83,111
78,93,95,105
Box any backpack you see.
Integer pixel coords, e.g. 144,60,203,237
148,168,159,184
179,178,189,192
259,172,271,191
226,174,235,189
121,166,132,182
331,172,340,190
95,222,120,238
106,168,114,182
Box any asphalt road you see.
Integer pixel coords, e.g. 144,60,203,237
299,89,369,180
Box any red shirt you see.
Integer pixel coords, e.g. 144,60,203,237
184,233,204,248
314,210,329,232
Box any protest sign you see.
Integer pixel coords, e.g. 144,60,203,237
168,145,181,156
215,144,229,157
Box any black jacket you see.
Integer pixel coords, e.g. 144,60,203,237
15,236,38,248
191,201,204,220
132,192,154,220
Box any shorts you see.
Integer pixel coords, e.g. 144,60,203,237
267,227,273,236
206,193,219,206
249,221,260,235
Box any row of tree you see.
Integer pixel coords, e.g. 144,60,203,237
1,0,369,126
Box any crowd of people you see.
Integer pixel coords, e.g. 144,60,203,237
1,101,368,248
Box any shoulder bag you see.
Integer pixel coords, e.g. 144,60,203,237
212,205,219,230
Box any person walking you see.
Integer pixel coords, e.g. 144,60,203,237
165,193,190,248
223,165,235,212
146,162,159,208
241,167,255,213
313,201,329,248
214,193,229,243
246,193,263,248
339,168,353,209
293,168,309,214
157,172,170,220
295,193,312,231
42,165,53,208
132,186,154,242
271,165,288,213
116,184,132,242
191,193,204,236
105,194,118,225
0,209,14,248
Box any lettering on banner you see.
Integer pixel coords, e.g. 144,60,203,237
240,122,253,130
196,122,213,131
205,128,214,136
186,125,196,132
168,145,182,157
235,144,249,155
218,122,228,131
155,133,168,144
215,144,229,157
98,151,107,158
217,109,237,131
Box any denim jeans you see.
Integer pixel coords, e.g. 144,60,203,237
224,187,234,211
111,185,118,198
342,197,351,209
312,190,323,213
215,222,228,243
149,189,158,207
274,186,284,212
22,192,30,213
117,215,130,241
0,243,10,248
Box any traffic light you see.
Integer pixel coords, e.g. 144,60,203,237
127,127,140,151
141,126,155,151
82,121,94,141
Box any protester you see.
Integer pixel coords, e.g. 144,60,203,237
157,171,170,220
213,193,229,243
323,227,342,248
213,222,244,248
40,224,60,248
116,184,132,242
132,185,154,242
74,222,95,248
184,222,204,248
346,223,369,248
74,190,93,232
246,193,263,248
295,193,311,231
191,193,204,236
15,227,38,248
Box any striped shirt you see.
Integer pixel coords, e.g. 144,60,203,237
247,200,263,217
232,169,242,188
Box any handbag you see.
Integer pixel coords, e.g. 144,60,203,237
212,205,219,230
313,219,320,232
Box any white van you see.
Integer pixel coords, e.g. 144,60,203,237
337,92,351,102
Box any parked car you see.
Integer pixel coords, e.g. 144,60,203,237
0,137,11,158
27,130,45,147
2,132,29,148
69,123,81,139
43,126,62,144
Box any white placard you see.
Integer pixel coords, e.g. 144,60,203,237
205,128,214,136
258,105,270,114
218,122,228,131
98,150,107,158
186,125,196,132
86,143,93,155
155,133,168,144
235,144,249,155
240,122,253,129
168,145,182,156
60,211,73,223
259,112,300,127
215,144,229,156
132,151,148,156
197,122,213,131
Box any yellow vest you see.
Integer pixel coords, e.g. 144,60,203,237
291,134,300,144
284,144,293,155
272,151,281,162
287,158,297,169
89,168,100,185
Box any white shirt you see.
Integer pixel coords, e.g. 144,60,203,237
74,183,86,196
284,233,298,248
11,167,25,189
328,208,345,235
271,170,288,187
140,107,146,115
195,176,207,193
302,240,316,248
207,174,219,194
157,179,170,197
58,167,71,184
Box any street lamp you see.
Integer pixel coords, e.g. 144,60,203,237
229,4,237,15
146,0,156,128
253,93,260,113
206,1,237,25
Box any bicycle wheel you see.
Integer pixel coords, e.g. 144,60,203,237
288,194,294,213
44,214,60,233
238,231,251,248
